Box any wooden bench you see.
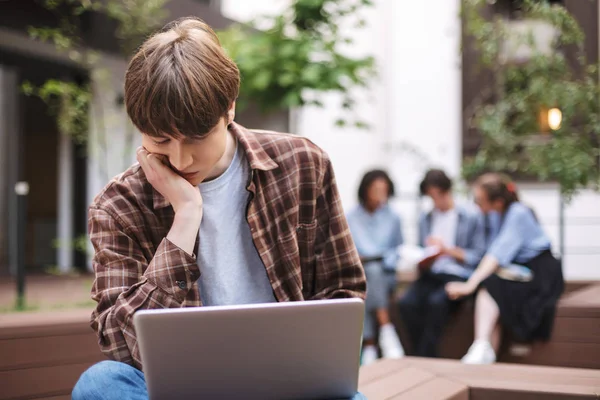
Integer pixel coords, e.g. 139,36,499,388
502,283,600,369
359,357,600,399
391,274,600,369
0,309,105,400
1,282,599,398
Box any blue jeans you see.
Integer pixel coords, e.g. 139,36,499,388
363,264,397,340
73,360,367,400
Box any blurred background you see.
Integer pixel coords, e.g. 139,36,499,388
0,0,599,311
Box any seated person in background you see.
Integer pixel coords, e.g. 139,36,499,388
446,173,565,364
398,169,486,358
347,170,405,365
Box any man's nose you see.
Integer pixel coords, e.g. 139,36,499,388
170,145,193,172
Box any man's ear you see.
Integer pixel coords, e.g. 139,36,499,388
227,101,236,124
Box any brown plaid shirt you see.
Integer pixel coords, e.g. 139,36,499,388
89,122,366,369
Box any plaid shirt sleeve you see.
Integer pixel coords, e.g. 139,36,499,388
89,205,200,369
310,154,367,300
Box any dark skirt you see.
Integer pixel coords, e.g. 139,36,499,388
483,250,565,341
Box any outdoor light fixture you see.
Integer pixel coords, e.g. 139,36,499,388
547,107,562,130
539,106,562,133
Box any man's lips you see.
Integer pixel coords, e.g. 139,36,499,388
179,171,199,180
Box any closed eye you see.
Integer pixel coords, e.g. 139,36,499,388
153,138,170,146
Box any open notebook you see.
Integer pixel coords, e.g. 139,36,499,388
398,245,442,269
398,244,534,282
495,264,534,282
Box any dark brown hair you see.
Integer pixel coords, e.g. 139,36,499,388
476,173,519,208
124,17,240,138
358,170,395,204
419,169,452,196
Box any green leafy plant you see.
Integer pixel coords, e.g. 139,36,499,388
21,0,169,274
218,0,377,128
24,0,169,179
22,79,91,145
462,0,600,199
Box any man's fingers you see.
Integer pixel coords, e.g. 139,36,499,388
136,147,149,160
147,154,179,181
153,153,170,166
147,153,166,169
137,148,165,185
136,147,152,173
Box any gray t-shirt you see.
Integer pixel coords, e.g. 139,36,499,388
196,141,277,306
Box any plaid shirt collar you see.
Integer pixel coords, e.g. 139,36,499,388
152,122,278,210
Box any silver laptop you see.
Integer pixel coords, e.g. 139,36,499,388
134,298,364,400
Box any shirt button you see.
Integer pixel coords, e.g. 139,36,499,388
176,281,186,290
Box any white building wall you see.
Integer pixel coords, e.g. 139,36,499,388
383,0,463,245
518,185,600,280
86,56,140,208
222,0,388,211
222,0,462,245
223,0,600,280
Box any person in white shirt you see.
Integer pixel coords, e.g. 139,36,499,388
398,169,486,357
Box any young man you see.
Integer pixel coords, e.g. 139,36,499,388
72,17,366,400
398,169,486,358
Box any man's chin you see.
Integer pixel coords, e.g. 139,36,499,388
177,171,204,186
186,177,203,186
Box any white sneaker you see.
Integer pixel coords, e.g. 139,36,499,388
461,339,496,364
361,345,378,366
378,323,405,359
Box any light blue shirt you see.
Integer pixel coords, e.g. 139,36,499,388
196,141,277,306
487,202,551,266
346,204,403,271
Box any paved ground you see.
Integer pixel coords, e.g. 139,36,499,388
0,273,94,313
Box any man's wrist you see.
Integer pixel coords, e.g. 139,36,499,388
168,207,202,256
174,203,202,223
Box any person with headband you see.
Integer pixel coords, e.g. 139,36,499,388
446,173,564,364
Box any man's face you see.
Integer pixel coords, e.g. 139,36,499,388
426,186,451,211
141,117,229,186
365,178,390,211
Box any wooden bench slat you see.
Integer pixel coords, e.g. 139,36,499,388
469,387,597,400
467,380,600,399
35,396,71,400
360,358,600,400
556,306,600,318
0,361,95,400
358,358,408,386
560,284,600,304
359,366,435,399
402,358,600,395
0,309,93,339
389,377,468,400
557,285,600,318
551,317,600,343
502,341,600,369
0,333,103,371
405,357,600,380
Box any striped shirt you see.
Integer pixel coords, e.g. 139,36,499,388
88,122,366,369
